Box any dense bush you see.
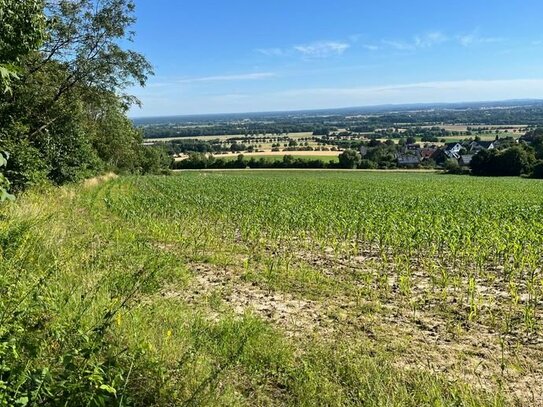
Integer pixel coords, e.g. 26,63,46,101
444,158,462,174
0,151,14,201
1,138,49,191
532,160,543,179
358,159,378,169
338,149,362,169
470,146,535,176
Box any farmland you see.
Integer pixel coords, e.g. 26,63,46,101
2,171,542,405
216,152,340,163
142,110,537,172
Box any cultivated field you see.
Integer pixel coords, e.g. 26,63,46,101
2,171,542,405
419,125,527,133
213,151,341,160
147,132,317,143
174,150,342,163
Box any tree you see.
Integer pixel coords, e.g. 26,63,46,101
338,149,361,169
282,154,295,166
530,135,543,159
0,0,45,92
0,0,46,195
498,146,534,176
532,160,543,179
470,149,494,176
471,147,534,177
139,145,172,174
24,0,153,134
1,0,161,191
358,159,377,169
87,92,146,173
444,158,462,174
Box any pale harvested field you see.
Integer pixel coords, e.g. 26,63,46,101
213,150,342,158
174,150,342,162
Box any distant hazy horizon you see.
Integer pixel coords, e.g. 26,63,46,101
130,98,543,120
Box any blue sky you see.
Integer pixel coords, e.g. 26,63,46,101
128,0,543,117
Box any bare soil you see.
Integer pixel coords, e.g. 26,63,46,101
160,250,543,406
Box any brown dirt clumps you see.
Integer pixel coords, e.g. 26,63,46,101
164,263,335,337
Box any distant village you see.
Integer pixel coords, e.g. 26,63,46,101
390,138,504,168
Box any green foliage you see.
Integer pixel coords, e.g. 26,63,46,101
0,64,18,94
173,153,336,170
0,0,45,93
471,146,535,176
532,160,543,179
0,0,45,62
338,149,362,169
89,97,144,174
444,158,462,174
41,108,104,185
1,138,48,191
139,145,173,174
43,0,152,99
0,0,165,193
358,158,378,169
0,151,14,201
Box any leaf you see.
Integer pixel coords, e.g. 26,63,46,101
15,396,29,406
99,384,117,396
0,189,15,202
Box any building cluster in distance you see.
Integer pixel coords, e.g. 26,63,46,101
389,138,507,168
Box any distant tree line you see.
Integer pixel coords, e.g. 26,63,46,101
173,144,411,171
143,124,319,138
173,154,340,170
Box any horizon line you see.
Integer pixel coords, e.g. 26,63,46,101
130,98,543,120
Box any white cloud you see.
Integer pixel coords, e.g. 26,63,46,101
414,32,448,47
294,41,350,57
176,72,277,84
381,31,447,51
362,44,380,51
457,30,502,47
371,30,500,51
258,40,350,58
256,48,286,57
381,40,414,51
